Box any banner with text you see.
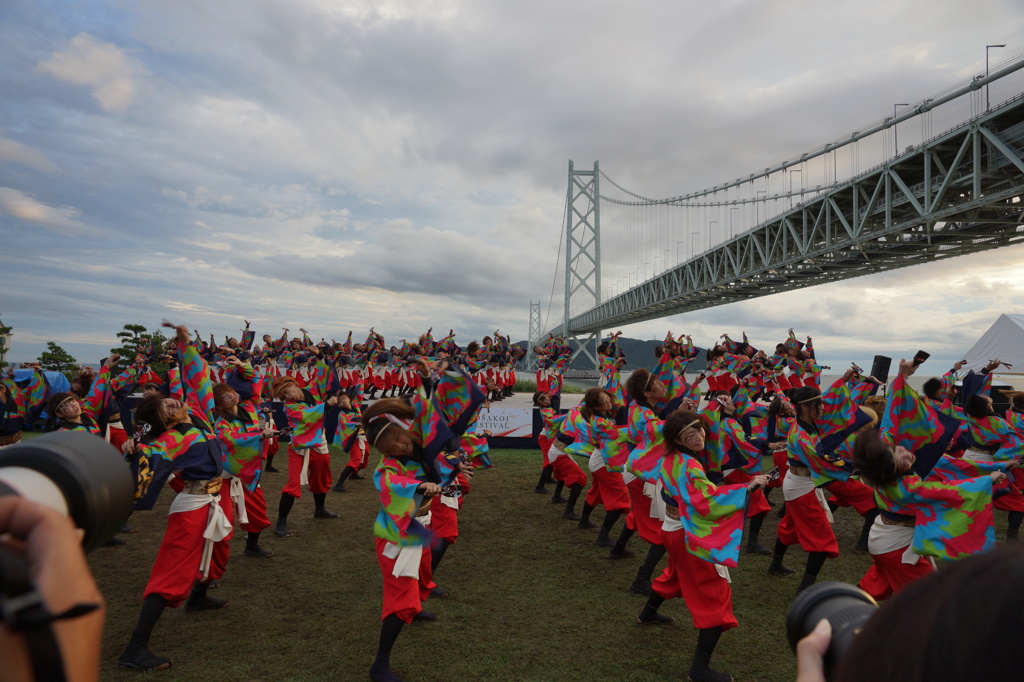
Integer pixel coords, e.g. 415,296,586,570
475,407,534,438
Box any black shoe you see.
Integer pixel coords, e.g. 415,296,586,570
332,484,350,493
577,519,596,530
767,563,795,575
265,465,281,473
120,523,137,533
412,610,437,622
746,543,772,555
637,610,674,625
369,664,404,682
594,536,615,547
314,509,339,519
534,487,550,494
687,669,734,682
855,541,869,552
429,586,449,598
563,511,581,521
607,548,636,559
630,581,652,596
185,595,229,611
244,545,273,558
551,496,567,504
350,472,366,480
208,580,220,589
274,522,292,538
117,648,172,672
104,536,128,547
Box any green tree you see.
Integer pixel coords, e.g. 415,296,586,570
110,324,171,376
38,341,79,380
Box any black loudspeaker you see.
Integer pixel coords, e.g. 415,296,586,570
870,356,892,384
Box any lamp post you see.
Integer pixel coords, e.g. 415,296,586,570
893,103,909,156
987,44,1006,110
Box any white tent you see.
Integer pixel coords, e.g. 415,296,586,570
962,314,1024,374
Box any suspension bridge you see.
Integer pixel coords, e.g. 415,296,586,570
527,53,1024,369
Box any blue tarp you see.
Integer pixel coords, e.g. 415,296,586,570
12,369,70,393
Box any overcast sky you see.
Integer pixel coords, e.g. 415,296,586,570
3,0,1024,369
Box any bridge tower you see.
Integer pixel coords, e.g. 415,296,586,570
525,300,542,370
563,160,602,368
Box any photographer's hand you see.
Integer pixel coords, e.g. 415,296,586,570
0,497,105,682
795,617,831,682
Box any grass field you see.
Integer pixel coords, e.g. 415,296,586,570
82,445,886,682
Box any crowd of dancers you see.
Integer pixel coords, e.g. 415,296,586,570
2,322,1022,682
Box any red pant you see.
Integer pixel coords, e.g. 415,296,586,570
776,489,839,557
282,445,333,497
538,434,553,467
652,529,738,630
551,455,588,488
859,546,934,601
825,478,877,516
240,484,271,533
144,500,231,607
430,499,459,544
625,478,663,545
345,439,370,470
375,537,434,622
584,466,631,512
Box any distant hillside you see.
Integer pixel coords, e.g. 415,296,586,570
516,338,708,372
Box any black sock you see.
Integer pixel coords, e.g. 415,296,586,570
565,484,583,513
612,524,635,553
334,465,355,489
123,594,167,654
188,579,208,602
580,502,595,523
431,539,450,573
690,626,724,677
1009,511,1024,540
552,481,565,500
748,512,766,546
805,551,827,578
370,614,404,673
313,492,327,511
536,465,553,490
641,592,666,614
278,493,296,523
599,509,624,539
635,543,665,584
246,531,262,551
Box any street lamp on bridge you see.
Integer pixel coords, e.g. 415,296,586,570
987,44,1006,110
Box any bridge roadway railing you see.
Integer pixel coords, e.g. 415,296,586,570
565,97,1024,335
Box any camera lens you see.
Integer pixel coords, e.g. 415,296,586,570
0,430,134,552
786,581,878,678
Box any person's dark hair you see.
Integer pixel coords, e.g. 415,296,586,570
212,383,238,419
775,343,786,353
72,369,94,397
863,395,887,419
662,410,710,454
143,382,164,394
767,396,788,419
851,429,900,488
466,341,480,355
965,394,993,419
134,395,172,440
922,377,943,399
835,544,1024,682
362,398,418,450
706,346,724,362
791,386,822,416
625,369,655,403
597,341,611,357
270,376,298,400
581,387,615,420
532,391,548,407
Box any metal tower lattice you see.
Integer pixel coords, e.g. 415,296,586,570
525,301,542,370
563,160,601,368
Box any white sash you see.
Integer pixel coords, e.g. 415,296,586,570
298,448,310,486
441,494,459,509
383,542,424,579
168,491,232,579
867,516,930,566
227,476,248,526
783,472,834,523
